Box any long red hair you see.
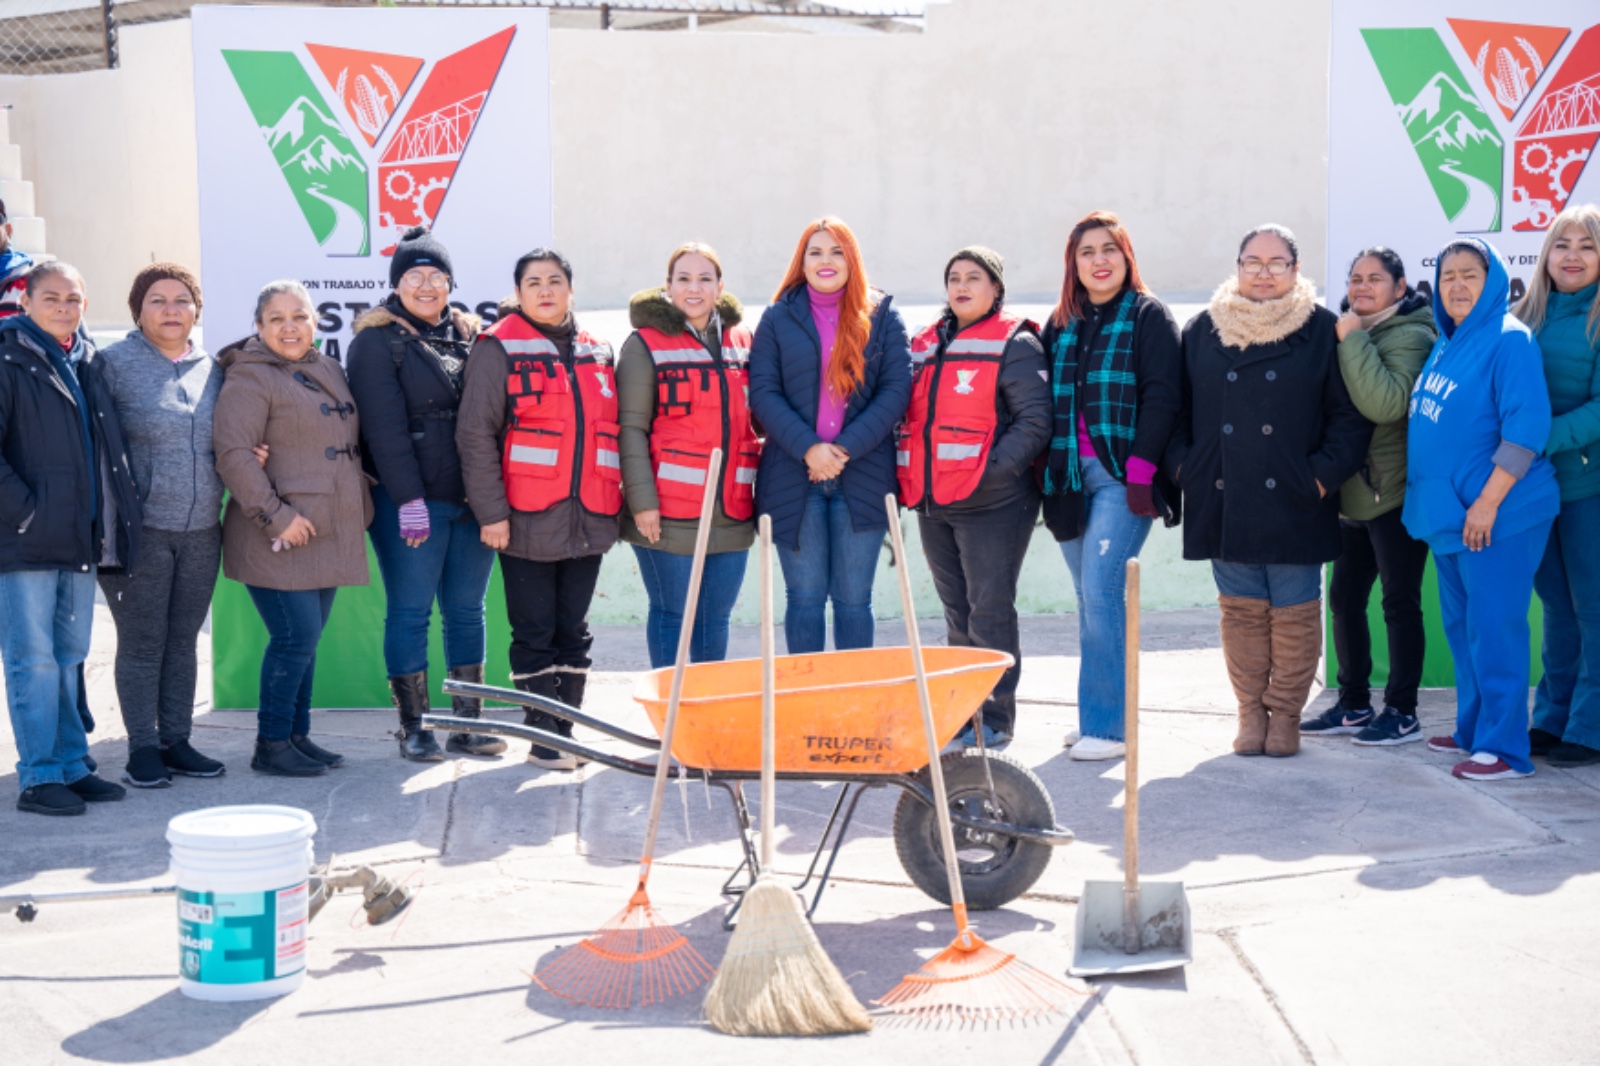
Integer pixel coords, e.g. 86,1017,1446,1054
774,217,873,399
1051,210,1150,328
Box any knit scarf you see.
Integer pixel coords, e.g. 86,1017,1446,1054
1356,302,1402,332
1045,288,1139,494
1208,275,1318,350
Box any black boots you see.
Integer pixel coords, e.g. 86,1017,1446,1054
291,734,345,768
445,663,506,757
252,737,328,777
555,670,590,767
391,670,443,762
515,673,576,771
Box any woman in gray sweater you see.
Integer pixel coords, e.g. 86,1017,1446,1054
97,263,226,788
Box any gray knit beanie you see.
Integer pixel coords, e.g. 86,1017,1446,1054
946,245,1005,300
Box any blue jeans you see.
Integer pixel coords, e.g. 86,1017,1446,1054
1435,520,1552,775
1059,460,1153,742
246,585,337,740
369,485,495,677
1211,560,1322,608
1533,493,1600,750
0,569,96,790
775,479,882,654
632,544,750,669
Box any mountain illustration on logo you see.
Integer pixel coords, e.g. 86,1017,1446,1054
1365,29,1505,231
225,50,371,256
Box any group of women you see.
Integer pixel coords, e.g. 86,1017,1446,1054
84,205,1600,792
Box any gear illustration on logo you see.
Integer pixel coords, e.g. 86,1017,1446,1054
1520,142,1553,175
1550,148,1592,202
383,168,416,201
412,177,449,226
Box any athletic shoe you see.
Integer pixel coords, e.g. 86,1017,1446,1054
67,774,127,803
251,738,328,777
527,748,578,772
161,739,225,778
1529,728,1562,757
1426,735,1464,754
1070,737,1126,761
1300,702,1375,736
1547,742,1600,768
1452,753,1532,781
1062,728,1081,748
17,783,87,816
1351,710,1424,747
965,724,1012,751
942,722,976,756
123,745,173,789
290,735,344,769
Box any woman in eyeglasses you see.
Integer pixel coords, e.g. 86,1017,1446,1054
214,279,374,777
1166,224,1371,758
346,227,502,763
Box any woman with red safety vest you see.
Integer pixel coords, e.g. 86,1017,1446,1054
618,242,759,668
457,249,622,770
898,247,1051,750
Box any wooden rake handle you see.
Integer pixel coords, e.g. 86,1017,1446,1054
758,514,777,870
1123,557,1141,954
637,448,723,879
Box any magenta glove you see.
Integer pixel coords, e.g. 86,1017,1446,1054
398,497,431,542
1125,482,1161,519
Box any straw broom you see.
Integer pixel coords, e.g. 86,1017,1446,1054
702,514,872,1036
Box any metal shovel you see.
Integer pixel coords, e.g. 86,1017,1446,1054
1070,558,1192,977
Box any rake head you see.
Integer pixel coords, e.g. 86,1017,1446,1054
532,887,714,1009
874,929,1082,1026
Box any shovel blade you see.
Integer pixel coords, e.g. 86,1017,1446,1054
1070,879,1192,976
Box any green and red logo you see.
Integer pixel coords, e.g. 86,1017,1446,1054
223,27,515,257
1364,19,1600,232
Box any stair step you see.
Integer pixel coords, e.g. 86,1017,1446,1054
0,179,34,219
8,215,46,256
0,145,20,182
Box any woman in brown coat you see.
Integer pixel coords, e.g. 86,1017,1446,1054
215,280,373,777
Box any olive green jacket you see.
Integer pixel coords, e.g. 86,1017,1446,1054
1336,294,1438,521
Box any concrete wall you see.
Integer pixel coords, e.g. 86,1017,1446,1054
0,0,1333,323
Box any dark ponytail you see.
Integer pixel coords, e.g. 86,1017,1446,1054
1338,245,1412,313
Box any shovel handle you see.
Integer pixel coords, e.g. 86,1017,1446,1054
1123,557,1140,954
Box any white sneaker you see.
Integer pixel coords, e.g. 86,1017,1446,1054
1062,729,1081,748
1069,737,1126,761
527,749,578,772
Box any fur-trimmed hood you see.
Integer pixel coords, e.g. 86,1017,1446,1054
352,301,480,341
1208,275,1319,350
628,287,744,335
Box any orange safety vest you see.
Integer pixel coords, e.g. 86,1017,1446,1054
897,312,1035,508
489,313,622,516
636,324,762,521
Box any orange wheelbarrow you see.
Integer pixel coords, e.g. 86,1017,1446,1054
427,646,1072,920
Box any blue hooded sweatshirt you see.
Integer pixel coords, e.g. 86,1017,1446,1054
1402,238,1558,555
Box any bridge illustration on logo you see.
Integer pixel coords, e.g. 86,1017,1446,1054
223,26,516,259
1362,19,1600,235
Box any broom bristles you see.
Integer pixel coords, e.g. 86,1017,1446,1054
533,889,713,1009
875,931,1082,1026
703,876,872,1036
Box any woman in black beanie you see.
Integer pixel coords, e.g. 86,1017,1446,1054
346,226,503,762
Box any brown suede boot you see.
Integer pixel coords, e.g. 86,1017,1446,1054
1263,599,1324,757
1218,595,1273,756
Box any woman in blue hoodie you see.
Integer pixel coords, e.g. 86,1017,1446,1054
1404,238,1558,781
1514,204,1600,769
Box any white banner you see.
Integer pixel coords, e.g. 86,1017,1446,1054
1328,1,1600,304
193,6,552,361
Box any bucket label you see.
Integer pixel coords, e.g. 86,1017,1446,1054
178,882,308,985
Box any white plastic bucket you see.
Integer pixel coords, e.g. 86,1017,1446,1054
166,805,317,1002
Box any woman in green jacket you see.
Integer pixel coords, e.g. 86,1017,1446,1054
1303,247,1437,746
1516,204,1600,768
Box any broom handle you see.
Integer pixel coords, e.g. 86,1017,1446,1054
758,514,777,870
885,495,970,930
637,448,723,884
1123,558,1141,954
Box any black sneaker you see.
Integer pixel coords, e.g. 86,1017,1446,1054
1351,709,1424,746
161,739,225,778
18,783,87,816
124,746,173,789
1547,742,1600,768
67,774,127,803
251,738,328,777
1530,728,1563,756
1300,703,1375,735
291,734,344,769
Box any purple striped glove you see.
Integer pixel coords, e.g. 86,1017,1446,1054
399,498,430,542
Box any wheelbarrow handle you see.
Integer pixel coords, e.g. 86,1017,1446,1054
421,714,660,775
440,679,661,751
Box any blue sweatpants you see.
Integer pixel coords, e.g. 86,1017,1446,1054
1434,520,1551,775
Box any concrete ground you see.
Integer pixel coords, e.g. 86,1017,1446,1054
3,605,1599,1065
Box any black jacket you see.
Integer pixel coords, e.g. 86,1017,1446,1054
346,301,480,507
1166,304,1371,565
0,325,143,574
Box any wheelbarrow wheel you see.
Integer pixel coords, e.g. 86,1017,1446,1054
893,748,1056,910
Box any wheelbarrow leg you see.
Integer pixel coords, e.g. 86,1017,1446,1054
790,783,853,895
717,781,761,930
803,782,876,921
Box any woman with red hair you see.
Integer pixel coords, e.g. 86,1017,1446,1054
1041,211,1183,761
749,217,911,652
